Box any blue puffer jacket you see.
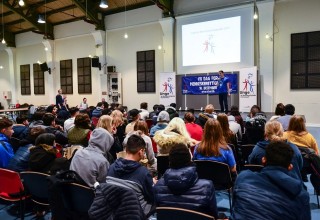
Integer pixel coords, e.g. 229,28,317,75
0,133,14,168
248,140,303,181
7,143,33,172
154,166,218,219
91,107,103,118
231,166,311,220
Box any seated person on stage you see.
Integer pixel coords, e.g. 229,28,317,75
231,141,311,220
154,143,218,219
107,134,154,215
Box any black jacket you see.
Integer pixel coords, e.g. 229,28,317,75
154,166,218,219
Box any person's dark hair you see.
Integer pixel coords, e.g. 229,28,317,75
275,103,285,116
230,105,241,116
102,102,109,109
125,134,146,154
140,102,148,110
96,102,103,107
265,141,294,168
217,113,235,143
0,118,13,130
83,97,87,101
284,104,295,115
42,113,56,126
46,105,56,113
16,115,28,124
250,105,261,117
35,133,56,146
153,104,159,111
28,127,46,144
102,108,112,116
32,110,46,121
169,143,193,169
184,112,195,123
170,103,176,108
74,113,91,129
110,103,117,110
69,107,79,116
158,104,165,112
187,108,195,115
219,70,224,74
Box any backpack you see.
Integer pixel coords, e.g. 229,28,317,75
300,147,320,178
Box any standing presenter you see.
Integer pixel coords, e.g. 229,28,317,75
218,70,230,114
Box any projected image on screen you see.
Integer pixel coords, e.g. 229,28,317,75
182,16,241,66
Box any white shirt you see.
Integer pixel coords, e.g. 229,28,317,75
64,117,75,133
139,109,149,121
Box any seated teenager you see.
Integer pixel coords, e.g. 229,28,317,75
231,141,311,220
154,143,218,219
193,119,237,174
107,134,154,215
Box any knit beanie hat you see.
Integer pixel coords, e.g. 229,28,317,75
169,143,192,169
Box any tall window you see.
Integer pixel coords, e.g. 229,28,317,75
291,31,320,89
137,50,155,92
77,57,92,94
20,64,31,95
60,59,73,94
33,63,45,94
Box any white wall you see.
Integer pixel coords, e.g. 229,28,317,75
0,51,11,109
105,5,164,111
274,0,320,125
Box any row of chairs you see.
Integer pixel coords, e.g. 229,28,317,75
0,169,94,219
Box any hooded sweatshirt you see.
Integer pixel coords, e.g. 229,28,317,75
107,157,154,204
70,127,114,187
248,140,303,181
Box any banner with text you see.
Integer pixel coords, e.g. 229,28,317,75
159,72,176,107
239,67,257,112
181,73,238,95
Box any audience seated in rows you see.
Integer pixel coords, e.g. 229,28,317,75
8,127,45,172
195,104,217,128
0,118,14,168
231,141,311,220
150,110,169,137
70,127,114,187
283,115,319,155
193,119,237,174
154,143,218,219
67,113,92,147
29,133,69,175
123,121,157,173
107,134,155,215
248,120,303,181
277,103,295,131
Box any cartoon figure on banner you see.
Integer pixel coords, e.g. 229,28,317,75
162,77,174,94
242,73,254,95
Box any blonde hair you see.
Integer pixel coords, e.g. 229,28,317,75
164,117,191,140
96,115,113,133
264,120,284,141
205,104,214,114
110,110,124,127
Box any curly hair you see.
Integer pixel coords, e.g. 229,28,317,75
74,113,91,129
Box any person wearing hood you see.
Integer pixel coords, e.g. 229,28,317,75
248,120,303,181
154,143,218,219
70,127,114,187
107,134,154,214
231,141,310,220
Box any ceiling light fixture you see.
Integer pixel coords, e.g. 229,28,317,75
124,0,128,39
0,66,3,69
253,0,258,20
19,0,25,7
265,33,273,41
1,3,5,45
99,0,109,9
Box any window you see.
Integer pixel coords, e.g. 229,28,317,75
60,59,73,94
20,64,31,95
137,50,155,92
291,31,320,89
77,57,92,94
33,63,45,94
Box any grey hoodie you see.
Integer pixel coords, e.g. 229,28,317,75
70,127,114,187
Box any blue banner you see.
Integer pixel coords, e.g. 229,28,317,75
182,74,238,95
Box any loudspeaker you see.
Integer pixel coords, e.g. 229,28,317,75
91,57,100,67
107,66,116,73
40,62,49,72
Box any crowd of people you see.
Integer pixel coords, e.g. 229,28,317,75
0,93,318,219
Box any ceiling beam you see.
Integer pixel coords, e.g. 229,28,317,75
103,1,154,15
1,0,54,40
72,0,104,30
46,5,78,17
